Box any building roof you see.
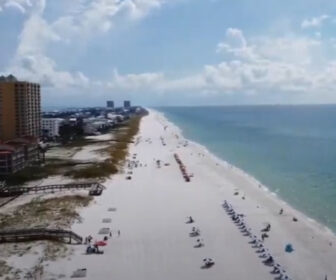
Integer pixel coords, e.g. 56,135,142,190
42,118,64,121
6,136,38,145
0,144,22,152
0,74,17,82
0,74,39,85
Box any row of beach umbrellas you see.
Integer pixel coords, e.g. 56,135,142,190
222,200,292,280
174,153,191,182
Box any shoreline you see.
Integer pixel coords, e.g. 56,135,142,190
156,109,336,237
3,109,334,279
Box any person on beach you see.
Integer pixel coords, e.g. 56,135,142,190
118,230,120,237
262,223,271,232
203,258,215,268
261,233,268,241
195,239,204,247
279,208,284,215
187,216,194,223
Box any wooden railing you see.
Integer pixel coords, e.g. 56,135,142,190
0,182,104,197
0,228,83,244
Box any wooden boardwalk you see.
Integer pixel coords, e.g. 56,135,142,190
0,228,83,244
0,182,104,197
0,195,21,207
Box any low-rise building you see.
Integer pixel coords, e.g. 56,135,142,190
0,144,26,175
6,137,39,163
42,118,63,138
83,118,114,135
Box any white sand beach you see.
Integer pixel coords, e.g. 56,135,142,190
31,110,336,279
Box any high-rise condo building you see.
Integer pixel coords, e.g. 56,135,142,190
106,100,114,108
124,100,131,108
0,75,41,141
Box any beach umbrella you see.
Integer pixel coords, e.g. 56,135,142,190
285,244,294,253
95,241,107,246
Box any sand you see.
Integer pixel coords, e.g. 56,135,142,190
5,110,336,280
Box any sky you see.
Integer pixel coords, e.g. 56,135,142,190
1,0,336,107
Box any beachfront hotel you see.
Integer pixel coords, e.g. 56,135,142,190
0,75,41,141
0,75,41,174
124,100,131,108
106,100,114,108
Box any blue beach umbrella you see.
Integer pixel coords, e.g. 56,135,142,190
285,244,294,253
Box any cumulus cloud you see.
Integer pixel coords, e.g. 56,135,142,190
0,0,34,13
107,69,165,91
204,28,331,94
8,54,89,88
103,27,335,98
4,1,25,13
6,0,166,89
52,0,165,40
104,69,206,94
301,14,329,29
4,1,336,103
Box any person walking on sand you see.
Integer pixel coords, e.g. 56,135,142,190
118,230,120,237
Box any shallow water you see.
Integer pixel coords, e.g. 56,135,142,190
157,105,336,233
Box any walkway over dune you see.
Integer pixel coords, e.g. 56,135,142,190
0,228,83,244
0,182,105,197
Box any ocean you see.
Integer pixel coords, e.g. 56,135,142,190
158,105,336,233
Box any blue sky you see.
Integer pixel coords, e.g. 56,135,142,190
1,0,336,107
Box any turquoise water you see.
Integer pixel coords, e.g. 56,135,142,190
158,106,336,233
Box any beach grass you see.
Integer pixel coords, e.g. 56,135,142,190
64,160,118,179
0,195,92,230
0,260,12,278
1,114,144,185
65,115,143,179
0,195,91,277
1,159,73,186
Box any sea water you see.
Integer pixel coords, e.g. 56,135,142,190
158,105,336,233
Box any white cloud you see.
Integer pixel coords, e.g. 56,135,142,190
201,28,327,94
103,27,335,99
0,0,34,13
6,0,167,89
10,22,336,100
301,14,329,29
253,37,321,65
216,28,258,61
8,54,89,88
4,2,336,103
104,69,206,94
108,69,165,91
17,13,60,55
52,0,165,40
4,1,25,13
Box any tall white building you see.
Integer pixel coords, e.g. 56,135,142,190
42,118,63,138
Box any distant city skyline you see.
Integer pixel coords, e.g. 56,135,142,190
1,0,336,106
